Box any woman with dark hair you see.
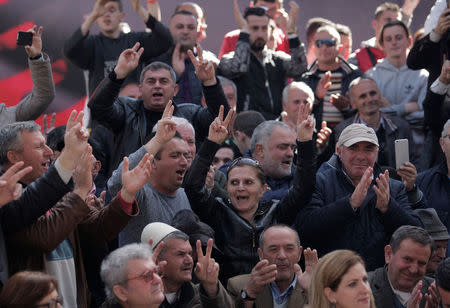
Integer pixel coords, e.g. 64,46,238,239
184,104,317,282
309,250,375,308
0,271,62,308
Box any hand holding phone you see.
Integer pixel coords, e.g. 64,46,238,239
395,139,409,170
16,31,33,47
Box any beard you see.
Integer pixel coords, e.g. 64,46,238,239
250,38,266,52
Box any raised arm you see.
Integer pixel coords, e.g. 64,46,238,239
88,43,144,133
275,103,316,224
13,26,55,123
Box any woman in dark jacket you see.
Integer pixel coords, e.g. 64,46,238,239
184,105,317,283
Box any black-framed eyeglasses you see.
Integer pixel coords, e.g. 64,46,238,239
34,296,63,308
121,266,160,285
227,157,264,174
315,38,336,48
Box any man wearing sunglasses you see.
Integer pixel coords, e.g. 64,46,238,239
218,4,307,120
301,25,362,135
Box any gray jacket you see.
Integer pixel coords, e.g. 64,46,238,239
0,53,55,127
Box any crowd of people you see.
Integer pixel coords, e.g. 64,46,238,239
0,0,449,307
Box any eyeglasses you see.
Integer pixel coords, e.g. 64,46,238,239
315,38,337,48
227,157,264,174
121,267,160,285
34,296,63,308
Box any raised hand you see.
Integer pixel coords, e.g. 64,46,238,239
245,258,277,298
316,72,331,99
274,8,289,34
42,113,56,138
401,0,420,17
205,166,215,190
396,162,417,192
349,166,373,210
0,162,32,207
154,100,177,145
148,238,167,279
208,105,234,144
24,25,43,58
297,247,318,293
330,93,350,110
233,0,247,31
424,281,440,308
91,0,110,19
73,145,94,200
172,43,186,76
114,42,144,79
287,1,300,33
439,60,450,85
374,170,390,213
121,153,153,202
188,45,216,86
316,121,332,149
59,110,89,171
194,239,220,297
407,280,423,308
296,102,315,142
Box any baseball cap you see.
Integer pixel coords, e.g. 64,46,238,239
337,123,379,147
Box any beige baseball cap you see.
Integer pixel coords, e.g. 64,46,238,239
337,123,379,147
141,222,180,251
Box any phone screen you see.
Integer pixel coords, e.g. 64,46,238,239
16,31,33,46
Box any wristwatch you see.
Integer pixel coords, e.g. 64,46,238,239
240,289,256,301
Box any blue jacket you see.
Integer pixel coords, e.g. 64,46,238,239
295,154,423,271
417,161,450,255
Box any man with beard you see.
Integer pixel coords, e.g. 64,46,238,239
218,6,307,120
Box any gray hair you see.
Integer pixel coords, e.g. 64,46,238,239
282,81,314,106
140,61,177,85
390,225,433,255
442,119,450,138
0,121,41,165
250,121,290,154
100,243,154,303
315,25,341,45
158,231,190,260
217,76,237,97
258,224,301,249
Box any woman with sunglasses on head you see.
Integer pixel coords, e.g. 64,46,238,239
184,103,317,283
0,271,63,308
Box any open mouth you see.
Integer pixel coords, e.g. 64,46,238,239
176,169,186,177
236,196,249,201
152,92,163,98
42,161,50,169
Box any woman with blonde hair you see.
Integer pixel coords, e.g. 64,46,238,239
309,250,375,308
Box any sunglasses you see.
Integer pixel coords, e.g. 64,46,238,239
315,38,337,48
227,157,263,173
34,296,63,308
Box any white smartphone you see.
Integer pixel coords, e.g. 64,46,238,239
395,139,409,169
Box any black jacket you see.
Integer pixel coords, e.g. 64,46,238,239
295,154,423,271
88,73,229,175
63,14,172,95
184,139,316,283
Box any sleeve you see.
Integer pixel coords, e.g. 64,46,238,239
280,35,308,78
0,165,72,235
135,14,173,61
423,85,448,135
218,32,252,79
14,53,55,122
183,139,222,224
88,72,127,134
275,140,316,225
63,28,95,70
199,281,234,308
407,34,440,71
424,0,446,35
6,193,90,253
78,195,139,243
107,146,148,198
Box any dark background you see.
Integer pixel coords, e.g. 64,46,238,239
0,0,434,125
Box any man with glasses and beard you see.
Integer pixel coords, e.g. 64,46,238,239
218,6,307,120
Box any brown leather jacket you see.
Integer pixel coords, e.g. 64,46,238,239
5,192,139,308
